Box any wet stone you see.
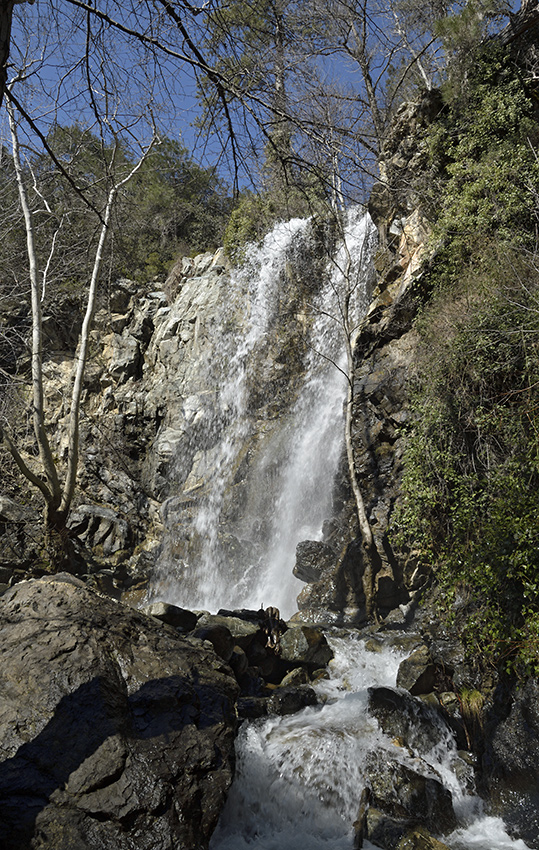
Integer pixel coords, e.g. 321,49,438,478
366,809,453,850
278,626,334,669
191,624,235,663
396,645,437,696
266,685,318,716
368,686,455,755
197,614,261,650
140,601,198,632
365,752,457,835
293,540,336,583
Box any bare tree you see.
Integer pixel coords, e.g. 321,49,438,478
304,209,379,616
1,58,158,565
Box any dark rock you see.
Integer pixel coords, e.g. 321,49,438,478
68,505,131,557
366,809,453,850
197,613,261,650
433,692,468,752
365,752,457,835
236,696,268,719
266,685,318,716
376,572,406,614
368,686,456,755
229,646,249,678
192,624,235,662
397,646,437,696
278,626,334,669
0,577,238,850
237,667,265,697
293,540,336,583
217,608,265,621
140,601,198,632
296,539,368,626
482,677,539,847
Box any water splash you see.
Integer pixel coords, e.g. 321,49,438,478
210,633,532,850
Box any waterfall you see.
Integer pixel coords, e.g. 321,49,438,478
145,212,532,850
149,208,376,618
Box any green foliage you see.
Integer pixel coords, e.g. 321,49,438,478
223,185,325,260
435,0,509,99
394,46,539,676
0,127,233,301
114,138,233,280
426,45,539,278
394,248,539,675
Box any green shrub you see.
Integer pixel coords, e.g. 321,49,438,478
394,245,539,674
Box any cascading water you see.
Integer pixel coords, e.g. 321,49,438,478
210,632,532,850
146,211,532,850
149,208,376,618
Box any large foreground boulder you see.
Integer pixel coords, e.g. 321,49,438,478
0,575,238,850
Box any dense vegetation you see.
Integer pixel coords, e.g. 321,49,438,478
394,42,539,675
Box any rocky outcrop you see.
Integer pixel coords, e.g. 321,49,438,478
481,677,539,848
295,131,436,625
0,575,238,850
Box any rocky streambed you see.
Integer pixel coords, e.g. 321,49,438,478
0,575,536,850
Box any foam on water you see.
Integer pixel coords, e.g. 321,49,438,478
210,633,533,850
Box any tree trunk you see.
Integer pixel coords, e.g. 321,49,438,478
43,504,73,572
0,0,13,109
340,228,380,622
344,357,379,621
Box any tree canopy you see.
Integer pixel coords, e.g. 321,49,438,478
1,0,516,206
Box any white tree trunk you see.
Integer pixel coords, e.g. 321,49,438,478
7,97,61,509
60,143,156,515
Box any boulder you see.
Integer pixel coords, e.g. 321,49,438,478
365,753,457,834
278,626,334,669
293,540,336,583
68,505,131,557
397,646,437,696
197,613,261,650
192,623,235,663
0,576,238,850
482,677,539,847
365,809,453,850
140,600,198,632
368,687,455,755
266,685,318,716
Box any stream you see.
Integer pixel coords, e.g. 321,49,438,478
211,633,531,850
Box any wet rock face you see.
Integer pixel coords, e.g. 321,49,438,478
365,810,453,850
368,686,455,755
293,540,336,583
365,754,457,836
0,576,238,850
482,678,539,848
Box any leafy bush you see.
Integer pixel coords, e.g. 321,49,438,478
395,246,539,674
426,44,539,279
393,46,539,674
